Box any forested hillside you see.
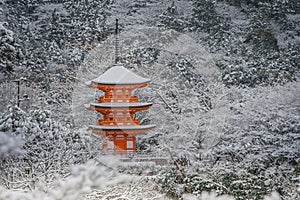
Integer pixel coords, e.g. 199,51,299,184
0,0,299,199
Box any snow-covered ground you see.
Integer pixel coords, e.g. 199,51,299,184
84,178,169,200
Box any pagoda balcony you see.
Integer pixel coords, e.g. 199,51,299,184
99,96,138,103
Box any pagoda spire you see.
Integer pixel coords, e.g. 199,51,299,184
114,19,120,64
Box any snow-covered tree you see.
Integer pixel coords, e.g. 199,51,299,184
157,82,300,199
0,22,23,74
0,105,100,190
159,1,189,32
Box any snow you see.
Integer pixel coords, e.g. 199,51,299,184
90,64,150,85
84,178,168,200
89,124,156,131
195,191,235,200
89,102,152,108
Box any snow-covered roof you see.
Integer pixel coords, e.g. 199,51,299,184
89,102,152,108
91,64,150,85
89,124,155,131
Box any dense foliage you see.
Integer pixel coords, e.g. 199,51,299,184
0,106,101,189
1,0,112,82
156,83,300,200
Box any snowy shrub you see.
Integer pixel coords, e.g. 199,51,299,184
157,161,287,200
157,164,185,198
0,105,98,190
51,160,135,200
0,131,23,158
117,160,161,176
196,191,235,200
0,160,135,200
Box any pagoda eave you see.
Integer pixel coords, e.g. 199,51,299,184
90,83,149,91
89,125,155,136
88,103,152,110
88,103,152,114
90,102,152,108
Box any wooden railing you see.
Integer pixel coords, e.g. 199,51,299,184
99,96,138,103
98,119,140,125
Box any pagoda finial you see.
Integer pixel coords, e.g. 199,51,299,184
115,19,120,64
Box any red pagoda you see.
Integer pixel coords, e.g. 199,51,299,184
87,20,155,155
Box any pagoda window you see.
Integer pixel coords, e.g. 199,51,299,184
109,113,114,121
127,141,133,148
108,141,114,149
116,113,122,120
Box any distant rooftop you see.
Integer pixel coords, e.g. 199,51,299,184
90,64,150,85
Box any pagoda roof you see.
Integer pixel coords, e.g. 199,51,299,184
89,102,152,108
90,64,150,85
89,124,155,131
